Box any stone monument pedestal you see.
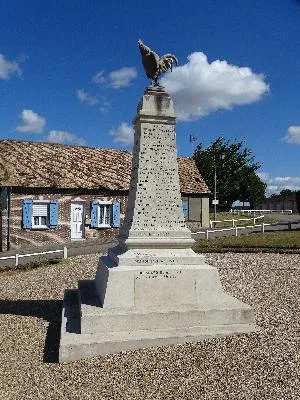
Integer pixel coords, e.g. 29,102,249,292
59,87,257,363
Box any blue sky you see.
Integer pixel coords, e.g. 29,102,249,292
1,0,300,195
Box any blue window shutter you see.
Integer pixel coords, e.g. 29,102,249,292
22,200,32,229
90,200,99,228
49,200,59,228
112,200,121,227
182,200,189,220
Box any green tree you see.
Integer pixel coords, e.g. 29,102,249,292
296,190,300,214
279,189,294,196
193,137,266,211
238,167,267,208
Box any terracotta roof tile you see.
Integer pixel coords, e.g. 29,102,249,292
0,140,210,194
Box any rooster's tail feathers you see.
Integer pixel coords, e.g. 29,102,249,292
160,54,178,65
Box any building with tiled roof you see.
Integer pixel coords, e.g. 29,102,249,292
0,140,210,251
0,140,209,193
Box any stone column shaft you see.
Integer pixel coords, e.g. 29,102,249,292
119,87,194,249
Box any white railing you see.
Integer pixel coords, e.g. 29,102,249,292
0,246,68,267
192,223,270,239
230,209,293,214
209,215,264,228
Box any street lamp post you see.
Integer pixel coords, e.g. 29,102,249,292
214,163,217,222
213,154,224,223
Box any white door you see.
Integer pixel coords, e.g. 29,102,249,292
71,202,85,239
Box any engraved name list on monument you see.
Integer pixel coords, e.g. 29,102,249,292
120,124,187,233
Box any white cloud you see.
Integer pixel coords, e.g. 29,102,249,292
108,67,137,89
92,70,106,85
93,67,137,89
160,52,269,121
99,101,111,113
257,172,269,182
76,88,99,105
76,89,111,113
0,53,22,80
282,126,300,144
258,172,300,195
109,122,134,146
47,130,86,146
16,109,46,133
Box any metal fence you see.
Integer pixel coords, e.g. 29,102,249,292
209,215,264,228
192,222,270,239
192,220,299,239
230,209,293,214
0,247,68,267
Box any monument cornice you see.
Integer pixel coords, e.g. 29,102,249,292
133,115,176,125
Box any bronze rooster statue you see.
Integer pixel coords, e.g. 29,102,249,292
138,39,178,86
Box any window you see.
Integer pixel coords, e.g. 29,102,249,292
98,203,112,227
22,199,59,229
90,200,121,228
33,215,48,228
32,202,49,228
182,200,189,220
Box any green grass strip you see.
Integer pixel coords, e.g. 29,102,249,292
193,230,300,253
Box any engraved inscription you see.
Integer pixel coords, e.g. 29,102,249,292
121,119,188,235
134,258,175,264
135,270,182,280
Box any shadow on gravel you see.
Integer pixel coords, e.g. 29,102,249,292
0,299,62,363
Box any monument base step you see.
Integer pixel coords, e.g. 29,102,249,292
78,280,255,334
59,288,258,363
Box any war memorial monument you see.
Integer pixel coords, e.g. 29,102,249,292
59,40,257,362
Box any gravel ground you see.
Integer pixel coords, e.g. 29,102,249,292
0,252,299,400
